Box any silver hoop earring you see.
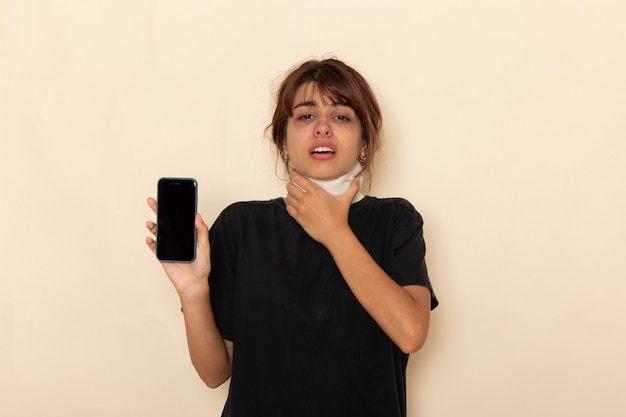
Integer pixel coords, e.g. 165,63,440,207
358,154,367,163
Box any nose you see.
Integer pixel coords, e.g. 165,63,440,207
315,119,331,137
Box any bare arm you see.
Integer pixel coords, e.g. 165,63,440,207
284,172,431,353
146,197,233,387
179,285,233,389
323,230,431,353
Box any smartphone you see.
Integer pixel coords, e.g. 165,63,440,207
156,177,198,262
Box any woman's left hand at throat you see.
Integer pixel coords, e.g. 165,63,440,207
284,170,359,246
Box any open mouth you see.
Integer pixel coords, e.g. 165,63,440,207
310,146,335,155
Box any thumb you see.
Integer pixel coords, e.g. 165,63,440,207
195,213,210,248
342,176,361,203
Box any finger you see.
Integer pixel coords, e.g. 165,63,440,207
286,180,307,199
283,193,299,213
195,213,208,233
146,220,157,235
343,177,360,202
147,197,157,214
145,236,156,253
283,197,298,219
195,214,210,251
288,169,305,182
288,170,311,193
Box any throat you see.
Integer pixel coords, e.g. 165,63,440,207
305,162,364,204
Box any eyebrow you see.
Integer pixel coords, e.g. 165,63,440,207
292,100,351,110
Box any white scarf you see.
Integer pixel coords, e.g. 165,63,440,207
304,162,364,204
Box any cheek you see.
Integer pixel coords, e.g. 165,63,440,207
284,122,305,149
282,122,293,153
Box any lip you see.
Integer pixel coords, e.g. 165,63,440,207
308,144,336,161
308,143,336,154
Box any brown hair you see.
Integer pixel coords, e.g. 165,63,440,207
268,58,383,179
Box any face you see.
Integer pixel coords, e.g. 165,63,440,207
284,83,364,181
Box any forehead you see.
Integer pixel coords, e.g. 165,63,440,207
292,82,347,107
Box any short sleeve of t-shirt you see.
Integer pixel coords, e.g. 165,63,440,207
368,198,439,310
207,204,240,342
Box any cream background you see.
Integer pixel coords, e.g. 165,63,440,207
2,1,625,416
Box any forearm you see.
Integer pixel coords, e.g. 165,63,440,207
324,228,431,354
179,284,232,388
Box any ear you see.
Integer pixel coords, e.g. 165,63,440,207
359,142,368,163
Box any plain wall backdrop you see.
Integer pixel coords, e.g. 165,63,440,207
2,1,625,416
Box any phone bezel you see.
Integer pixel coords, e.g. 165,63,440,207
155,177,198,262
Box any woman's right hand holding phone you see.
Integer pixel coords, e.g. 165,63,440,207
145,197,211,299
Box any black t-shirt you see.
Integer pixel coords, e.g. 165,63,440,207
209,196,438,417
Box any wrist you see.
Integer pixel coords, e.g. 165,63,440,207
178,282,211,306
323,224,356,253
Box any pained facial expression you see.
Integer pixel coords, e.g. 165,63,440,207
284,83,364,181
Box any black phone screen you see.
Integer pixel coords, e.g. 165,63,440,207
156,178,197,262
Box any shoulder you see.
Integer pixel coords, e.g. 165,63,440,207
211,198,286,229
217,198,285,217
355,196,424,225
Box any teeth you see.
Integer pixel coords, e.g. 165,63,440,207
312,147,334,153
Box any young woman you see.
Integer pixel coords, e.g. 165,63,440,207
146,58,438,417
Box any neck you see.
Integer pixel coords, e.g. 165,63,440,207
305,162,364,204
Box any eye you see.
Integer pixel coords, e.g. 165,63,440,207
296,113,314,120
333,104,356,122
